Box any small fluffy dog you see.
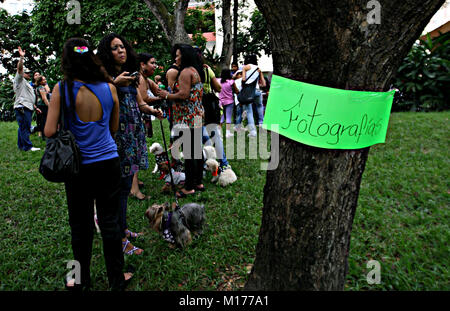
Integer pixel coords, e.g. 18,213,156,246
205,159,237,187
158,161,185,193
203,145,217,161
145,202,206,248
149,142,167,174
149,142,185,192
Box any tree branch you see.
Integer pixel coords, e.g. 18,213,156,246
143,0,192,45
143,0,174,41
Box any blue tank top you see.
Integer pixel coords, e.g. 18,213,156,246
62,81,119,165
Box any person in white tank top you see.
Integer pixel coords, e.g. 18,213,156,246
241,55,266,136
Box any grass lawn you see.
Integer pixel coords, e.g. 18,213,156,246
0,111,448,291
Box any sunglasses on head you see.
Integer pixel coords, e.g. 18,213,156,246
111,44,125,51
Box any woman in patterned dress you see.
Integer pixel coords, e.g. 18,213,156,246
157,44,205,198
97,33,162,255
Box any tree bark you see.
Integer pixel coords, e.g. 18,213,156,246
232,0,238,64
143,0,192,45
245,0,444,290
219,0,233,69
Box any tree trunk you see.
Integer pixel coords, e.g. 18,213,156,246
219,0,233,70
245,0,444,290
232,0,238,64
143,0,192,45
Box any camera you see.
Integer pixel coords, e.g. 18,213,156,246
129,71,139,78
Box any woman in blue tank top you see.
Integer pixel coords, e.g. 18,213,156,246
45,38,133,291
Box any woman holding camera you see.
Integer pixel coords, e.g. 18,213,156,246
97,33,162,256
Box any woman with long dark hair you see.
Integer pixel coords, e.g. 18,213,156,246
44,37,132,290
132,52,162,199
35,75,50,139
157,44,205,197
97,33,162,255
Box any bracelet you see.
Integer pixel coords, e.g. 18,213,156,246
165,93,169,100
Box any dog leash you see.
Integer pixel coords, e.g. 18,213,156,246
159,119,180,210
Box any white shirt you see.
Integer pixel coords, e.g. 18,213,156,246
13,73,35,110
234,78,242,105
244,64,259,85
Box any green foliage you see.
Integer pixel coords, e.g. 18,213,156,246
185,6,215,35
191,32,208,52
0,9,47,75
393,32,450,112
203,45,224,75
0,74,15,121
31,0,173,76
185,4,217,68
236,9,271,59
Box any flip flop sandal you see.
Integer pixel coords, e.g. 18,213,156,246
122,239,143,255
125,229,142,241
176,190,195,199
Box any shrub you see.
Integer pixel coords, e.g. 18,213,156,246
393,32,450,112
0,75,15,122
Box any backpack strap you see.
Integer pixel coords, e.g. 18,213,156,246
58,81,67,130
243,67,259,85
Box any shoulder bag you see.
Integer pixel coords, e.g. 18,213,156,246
237,67,259,105
202,65,221,125
39,81,81,182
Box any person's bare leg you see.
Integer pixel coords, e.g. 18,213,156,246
129,172,146,200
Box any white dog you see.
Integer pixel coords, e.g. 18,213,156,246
149,142,165,174
202,145,217,161
205,159,237,187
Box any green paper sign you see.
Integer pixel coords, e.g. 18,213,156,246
262,75,395,149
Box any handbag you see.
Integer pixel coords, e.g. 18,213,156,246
39,81,81,182
202,66,221,125
237,67,259,105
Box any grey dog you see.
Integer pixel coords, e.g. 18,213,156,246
145,202,206,248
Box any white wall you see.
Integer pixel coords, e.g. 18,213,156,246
0,0,34,15
423,0,450,34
